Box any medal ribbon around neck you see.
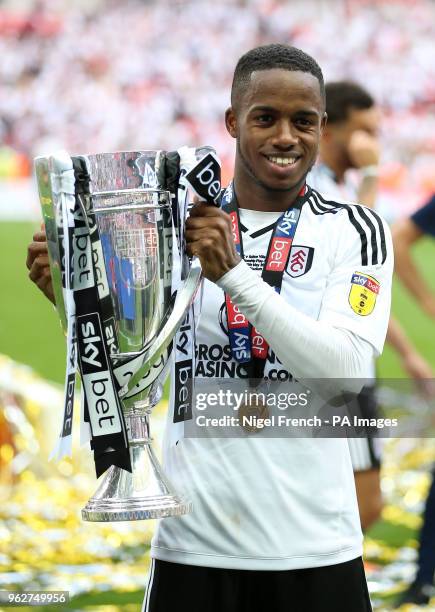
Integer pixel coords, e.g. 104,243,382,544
220,182,308,379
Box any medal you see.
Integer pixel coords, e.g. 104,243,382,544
239,401,269,434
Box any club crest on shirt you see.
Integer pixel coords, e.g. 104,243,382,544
349,272,380,316
285,246,314,278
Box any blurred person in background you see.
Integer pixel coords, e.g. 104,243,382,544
309,81,381,208
392,196,435,607
308,81,433,531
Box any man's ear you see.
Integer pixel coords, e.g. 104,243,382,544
320,112,328,134
225,107,237,139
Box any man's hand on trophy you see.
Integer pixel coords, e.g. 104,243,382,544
185,201,240,282
26,228,55,304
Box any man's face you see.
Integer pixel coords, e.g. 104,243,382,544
226,69,326,192
325,106,380,168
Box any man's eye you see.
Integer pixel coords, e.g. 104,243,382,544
256,114,273,123
295,118,313,127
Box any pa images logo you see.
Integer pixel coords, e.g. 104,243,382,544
349,272,380,316
285,245,314,278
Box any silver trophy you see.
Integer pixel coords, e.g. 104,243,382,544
35,149,211,521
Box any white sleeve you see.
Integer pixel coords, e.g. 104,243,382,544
217,261,372,380
318,210,393,356
216,213,392,380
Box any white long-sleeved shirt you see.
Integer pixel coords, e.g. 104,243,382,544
217,259,373,381
152,188,393,571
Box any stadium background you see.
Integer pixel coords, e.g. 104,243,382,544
0,0,434,610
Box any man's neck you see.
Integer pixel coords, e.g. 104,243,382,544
233,170,305,213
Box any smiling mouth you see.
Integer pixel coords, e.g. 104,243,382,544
265,155,301,167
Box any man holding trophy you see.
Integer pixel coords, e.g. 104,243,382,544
27,45,392,612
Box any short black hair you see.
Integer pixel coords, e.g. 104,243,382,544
325,81,375,124
231,44,325,109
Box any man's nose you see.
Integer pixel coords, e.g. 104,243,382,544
271,121,299,148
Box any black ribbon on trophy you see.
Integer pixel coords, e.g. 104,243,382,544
72,157,130,477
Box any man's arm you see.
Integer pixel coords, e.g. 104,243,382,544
216,260,374,380
356,171,378,210
392,217,435,316
26,229,55,304
347,130,380,209
186,203,392,381
386,316,433,380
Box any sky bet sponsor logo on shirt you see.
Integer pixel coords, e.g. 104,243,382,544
349,272,380,316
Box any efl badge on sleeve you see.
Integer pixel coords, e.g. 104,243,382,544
349,273,380,316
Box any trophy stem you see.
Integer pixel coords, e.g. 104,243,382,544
81,401,192,522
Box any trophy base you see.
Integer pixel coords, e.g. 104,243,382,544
81,413,193,522
81,493,192,522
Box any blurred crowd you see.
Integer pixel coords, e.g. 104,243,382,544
1,0,435,205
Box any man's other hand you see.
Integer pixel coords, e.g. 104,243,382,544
401,350,435,398
26,229,55,304
420,294,435,318
185,202,241,282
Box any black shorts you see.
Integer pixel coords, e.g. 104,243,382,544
348,385,382,472
142,557,372,612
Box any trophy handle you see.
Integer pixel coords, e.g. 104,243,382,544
34,151,75,333
119,260,202,398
